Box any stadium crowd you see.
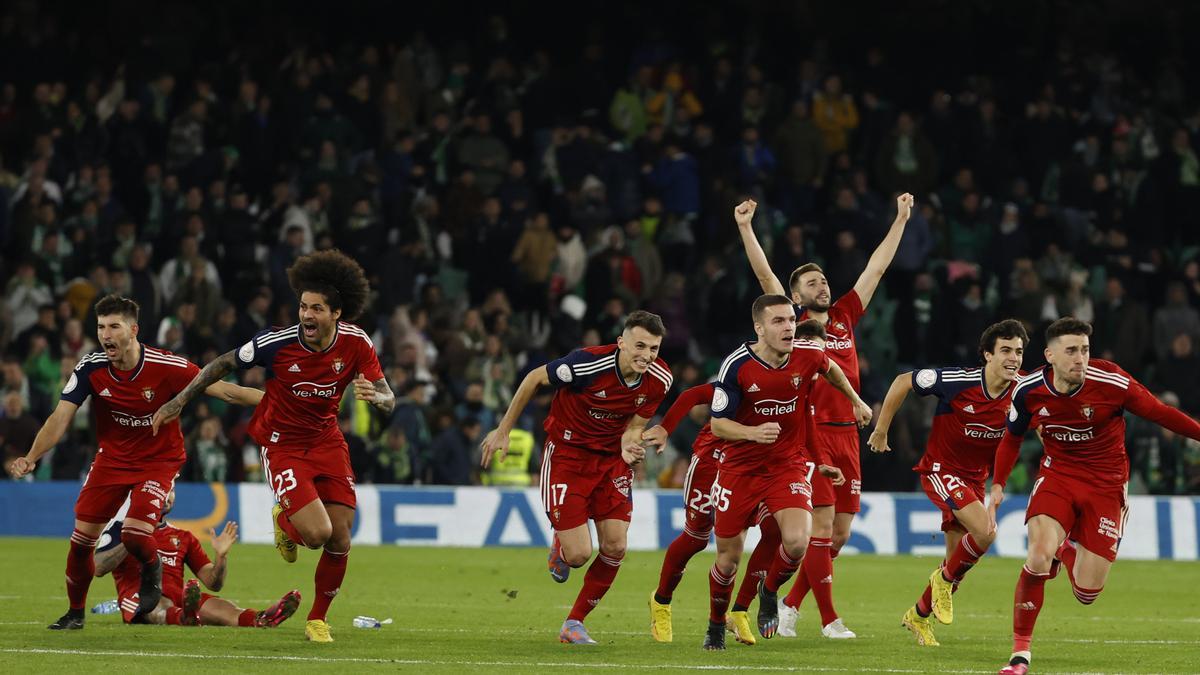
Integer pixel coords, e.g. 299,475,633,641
1,2,1198,494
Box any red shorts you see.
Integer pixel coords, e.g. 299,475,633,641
712,467,812,539
260,443,356,516
75,461,182,525
920,470,986,532
1026,471,1127,562
540,441,633,531
681,453,719,536
810,424,862,512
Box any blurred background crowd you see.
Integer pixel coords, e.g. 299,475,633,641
1,0,1199,494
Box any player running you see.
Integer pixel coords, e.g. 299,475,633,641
151,250,394,643
7,294,263,630
95,490,300,628
736,193,913,639
868,319,1029,646
992,318,1200,674
704,296,871,650
480,311,672,645
646,382,787,643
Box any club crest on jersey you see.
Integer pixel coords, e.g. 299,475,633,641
141,387,155,402
791,374,801,389
635,394,647,407
169,536,180,547
834,321,846,331
332,358,344,374
1081,405,1094,420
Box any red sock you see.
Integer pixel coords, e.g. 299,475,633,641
238,609,258,627
799,537,838,625
165,607,183,625
1057,540,1078,585
307,548,349,621
567,551,624,621
708,564,735,623
734,517,781,607
944,533,985,580
277,510,308,548
66,529,97,610
121,528,158,565
655,529,709,601
1013,565,1049,652
1072,580,1102,605
785,562,811,607
763,544,803,593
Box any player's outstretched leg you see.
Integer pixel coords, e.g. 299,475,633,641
182,579,202,626
650,525,711,642
51,527,99,630
901,606,939,646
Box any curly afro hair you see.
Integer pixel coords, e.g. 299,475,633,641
286,249,371,321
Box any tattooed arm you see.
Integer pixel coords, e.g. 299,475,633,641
151,349,239,435
353,374,395,415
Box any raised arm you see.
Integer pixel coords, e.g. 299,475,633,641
151,349,239,435
733,199,787,296
867,372,913,453
8,400,79,478
1125,381,1200,441
195,522,237,592
480,365,550,467
821,360,872,426
852,192,914,307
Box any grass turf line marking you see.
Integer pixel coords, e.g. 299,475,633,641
0,648,1144,674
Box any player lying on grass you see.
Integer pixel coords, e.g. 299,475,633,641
94,490,300,628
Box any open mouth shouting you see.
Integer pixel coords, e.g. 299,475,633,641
302,321,319,340
102,340,119,358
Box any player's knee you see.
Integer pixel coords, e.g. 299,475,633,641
301,523,333,549
564,549,591,568
971,528,996,549
599,541,626,560
830,531,849,551
1025,548,1055,573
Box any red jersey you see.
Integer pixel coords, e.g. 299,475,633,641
997,359,1200,489
111,521,210,607
62,346,200,469
797,290,865,424
236,322,384,448
711,340,829,475
543,344,672,454
910,366,1013,482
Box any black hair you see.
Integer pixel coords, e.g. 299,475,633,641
286,249,371,320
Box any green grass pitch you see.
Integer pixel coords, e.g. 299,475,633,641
1,536,1196,673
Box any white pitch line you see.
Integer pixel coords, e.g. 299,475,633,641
0,648,1153,674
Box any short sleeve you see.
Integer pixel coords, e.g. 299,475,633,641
357,340,385,382
235,328,275,370
1006,389,1033,436
710,361,744,420
911,368,945,399
60,360,96,406
545,349,609,389
96,520,123,553
835,290,866,327
184,532,213,574
171,360,202,393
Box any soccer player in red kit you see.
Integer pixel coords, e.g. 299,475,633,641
645,381,792,644
480,311,672,645
152,250,394,643
704,296,871,651
94,491,300,628
7,295,263,629
736,193,913,639
868,319,1029,646
992,318,1200,675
